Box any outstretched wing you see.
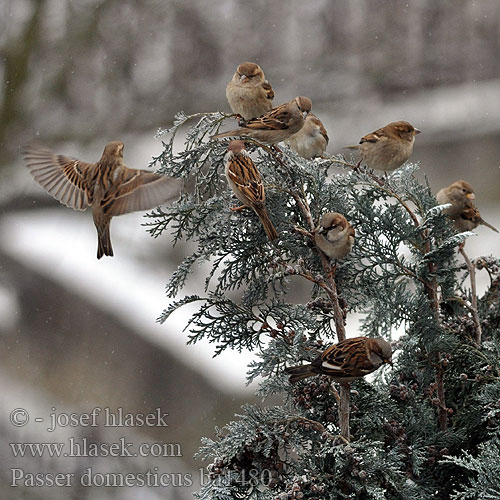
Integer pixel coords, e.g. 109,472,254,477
104,167,181,216
23,143,93,210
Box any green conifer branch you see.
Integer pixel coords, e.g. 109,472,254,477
145,110,500,498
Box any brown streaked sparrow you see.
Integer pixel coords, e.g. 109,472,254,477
286,112,329,159
23,141,181,259
226,62,274,121
224,140,278,241
344,121,421,171
436,180,499,233
286,336,392,384
314,213,355,260
211,96,312,145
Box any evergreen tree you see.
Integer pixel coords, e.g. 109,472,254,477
146,111,500,499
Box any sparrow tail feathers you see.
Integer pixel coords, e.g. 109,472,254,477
285,364,316,383
97,226,113,259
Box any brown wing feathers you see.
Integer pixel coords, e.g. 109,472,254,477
23,146,91,211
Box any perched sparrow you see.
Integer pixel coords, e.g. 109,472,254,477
211,96,312,145
287,112,329,159
314,213,354,260
23,141,180,259
224,141,277,241
286,336,392,384
436,180,499,233
226,62,274,121
344,120,421,171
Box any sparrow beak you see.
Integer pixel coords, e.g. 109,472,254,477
240,75,248,83
414,129,422,135
302,111,310,119
466,193,476,200
385,359,393,366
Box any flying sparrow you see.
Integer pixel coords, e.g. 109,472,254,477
314,213,355,260
286,336,392,384
23,141,181,259
344,121,421,171
436,180,499,233
224,141,277,241
211,96,312,145
286,112,329,159
226,62,274,121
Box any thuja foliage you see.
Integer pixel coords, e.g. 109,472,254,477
146,111,500,499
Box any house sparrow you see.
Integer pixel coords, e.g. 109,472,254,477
286,112,329,159
314,213,354,260
226,62,274,121
23,141,181,259
224,141,277,241
286,336,392,384
344,121,421,171
436,180,499,233
211,96,312,145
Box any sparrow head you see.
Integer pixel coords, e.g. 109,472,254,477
448,180,475,202
227,140,247,154
294,96,312,118
235,62,265,83
389,121,421,142
369,338,393,366
318,212,348,234
103,141,124,159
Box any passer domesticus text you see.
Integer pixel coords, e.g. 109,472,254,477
286,336,392,383
226,62,274,121
314,213,354,260
211,96,312,145
436,180,498,233
344,121,421,171
24,141,181,258
286,112,329,159
224,141,277,241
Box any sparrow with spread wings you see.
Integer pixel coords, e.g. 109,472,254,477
23,141,180,258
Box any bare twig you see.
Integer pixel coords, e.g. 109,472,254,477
339,383,351,441
289,187,350,440
423,232,448,431
375,181,448,431
459,247,482,345
289,191,316,232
